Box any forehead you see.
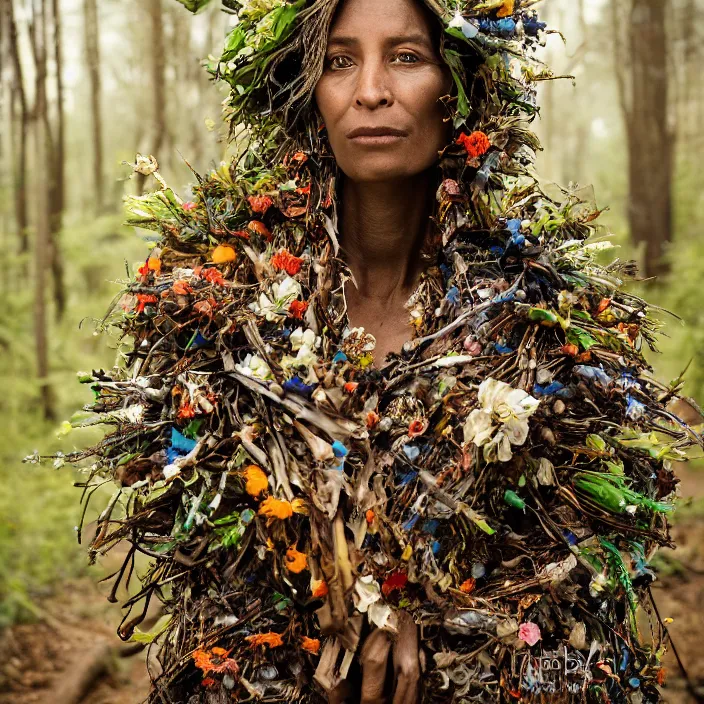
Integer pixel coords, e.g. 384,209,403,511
328,0,435,46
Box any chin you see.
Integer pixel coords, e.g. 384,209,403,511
342,155,432,183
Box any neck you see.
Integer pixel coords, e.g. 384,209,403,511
339,171,435,303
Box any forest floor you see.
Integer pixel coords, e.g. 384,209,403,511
2,467,704,704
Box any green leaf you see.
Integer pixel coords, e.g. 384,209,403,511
566,325,598,351
129,614,172,643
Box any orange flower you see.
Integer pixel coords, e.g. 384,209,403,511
193,646,239,676
561,343,579,357
312,579,328,598
656,667,667,686
211,244,237,264
289,299,308,319
147,256,161,274
456,131,491,161
301,636,320,655
496,0,515,18
243,465,268,497
245,632,284,649
258,496,306,520
344,382,358,394
178,401,197,420
292,151,308,164
365,509,375,525
173,280,193,295
248,220,272,240
271,249,303,276
459,578,476,594
366,411,380,429
248,195,274,215
285,546,308,573
259,497,293,520
295,184,311,196
596,298,612,315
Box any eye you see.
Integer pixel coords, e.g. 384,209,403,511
393,52,420,64
327,55,353,70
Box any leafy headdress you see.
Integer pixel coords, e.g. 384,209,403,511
33,1,701,702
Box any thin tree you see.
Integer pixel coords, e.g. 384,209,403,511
29,0,56,421
49,0,66,319
6,0,30,260
612,0,674,279
135,0,167,195
84,0,103,212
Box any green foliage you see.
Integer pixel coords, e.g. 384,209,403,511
0,214,147,628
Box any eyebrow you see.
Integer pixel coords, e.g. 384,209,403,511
326,33,433,50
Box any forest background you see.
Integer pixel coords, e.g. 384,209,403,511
2,0,704,702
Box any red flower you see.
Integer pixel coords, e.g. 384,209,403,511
456,131,491,161
198,267,226,286
248,195,274,215
381,570,408,597
295,184,311,196
288,300,308,319
136,293,158,314
271,249,304,276
408,418,426,438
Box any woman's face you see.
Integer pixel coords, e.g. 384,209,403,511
314,0,453,184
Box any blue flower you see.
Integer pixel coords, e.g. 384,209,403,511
445,286,460,306
523,15,547,37
574,364,611,388
402,513,420,531
398,470,418,486
626,394,647,421
422,519,440,535
283,376,315,397
170,427,197,454
332,440,349,458
403,444,420,462
532,381,573,399
494,342,513,354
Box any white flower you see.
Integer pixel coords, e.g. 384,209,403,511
448,11,479,39
463,378,540,463
249,276,302,321
235,353,273,381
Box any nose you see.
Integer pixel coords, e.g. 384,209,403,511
354,59,394,109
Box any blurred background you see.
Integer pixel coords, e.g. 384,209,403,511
1,0,703,702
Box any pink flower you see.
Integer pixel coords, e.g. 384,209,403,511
182,201,197,211
518,621,541,646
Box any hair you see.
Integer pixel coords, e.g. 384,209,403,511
233,0,483,148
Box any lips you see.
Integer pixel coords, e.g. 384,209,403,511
347,126,408,138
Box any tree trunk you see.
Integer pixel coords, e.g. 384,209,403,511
50,0,66,320
627,0,673,280
30,0,56,421
135,0,167,195
84,0,103,213
6,0,30,261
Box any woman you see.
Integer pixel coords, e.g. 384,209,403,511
51,0,696,702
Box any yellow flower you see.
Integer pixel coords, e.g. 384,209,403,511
211,244,237,264
497,0,515,18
